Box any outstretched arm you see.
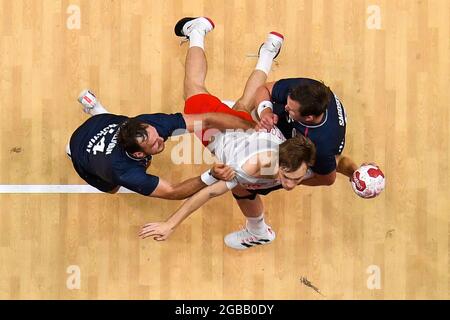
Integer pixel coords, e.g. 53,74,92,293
139,180,230,241
150,176,207,200
150,164,234,200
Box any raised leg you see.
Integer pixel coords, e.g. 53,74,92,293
233,32,284,113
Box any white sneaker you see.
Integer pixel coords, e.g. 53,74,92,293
77,89,98,115
174,16,215,38
258,31,284,59
65,143,71,158
224,226,276,250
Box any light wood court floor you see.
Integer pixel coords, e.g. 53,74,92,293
0,0,448,299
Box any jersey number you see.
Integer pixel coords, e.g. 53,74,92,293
92,137,106,155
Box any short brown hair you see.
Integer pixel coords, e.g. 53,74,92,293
289,81,332,116
117,117,149,153
279,135,316,171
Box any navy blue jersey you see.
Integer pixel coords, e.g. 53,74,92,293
272,78,347,175
69,113,186,195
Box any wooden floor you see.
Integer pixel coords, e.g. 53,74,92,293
0,0,449,299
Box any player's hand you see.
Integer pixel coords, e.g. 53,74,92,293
258,109,278,131
139,222,174,241
210,163,235,181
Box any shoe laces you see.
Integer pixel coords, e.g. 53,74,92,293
238,225,267,243
235,226,252,242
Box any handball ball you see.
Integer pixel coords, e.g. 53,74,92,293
351,164,385,199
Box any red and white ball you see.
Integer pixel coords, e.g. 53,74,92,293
351,165,385,199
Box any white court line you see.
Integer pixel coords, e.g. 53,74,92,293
0,185,135,194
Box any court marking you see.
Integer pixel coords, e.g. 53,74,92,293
0,185,134,194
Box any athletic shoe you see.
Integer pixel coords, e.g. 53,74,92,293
258,31,284,59
77,89,98,115
174,16,215,39
224,226,276,250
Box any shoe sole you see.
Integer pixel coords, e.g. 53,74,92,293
174,17,215,37
224,230,276,250
225,239,275,250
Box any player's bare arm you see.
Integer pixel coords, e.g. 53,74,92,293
139,180,230,240
301,156,373,187
300,170,337,186
253,82,276,113
149,163,234,200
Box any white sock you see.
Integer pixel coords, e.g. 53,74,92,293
90,101,109,116
255,49,276,75
189,29,205,49
246,214,268,236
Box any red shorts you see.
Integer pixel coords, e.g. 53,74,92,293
184,93,254,146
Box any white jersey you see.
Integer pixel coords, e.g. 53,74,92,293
208,127,286,190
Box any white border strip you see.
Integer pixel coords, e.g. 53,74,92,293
0,185,135,194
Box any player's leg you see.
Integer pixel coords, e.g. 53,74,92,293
184,47,209,100
175,17,255,123
233,32,284,113
224,186,275,250
336,155,358,179
174,17,215,100
67,90,110,157
235,197,269,234
176,17,256,146
234,190,264,219
232,70,267,113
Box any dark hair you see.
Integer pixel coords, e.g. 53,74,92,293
288,81,332,116
279,135,316,172
117,117,149,154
